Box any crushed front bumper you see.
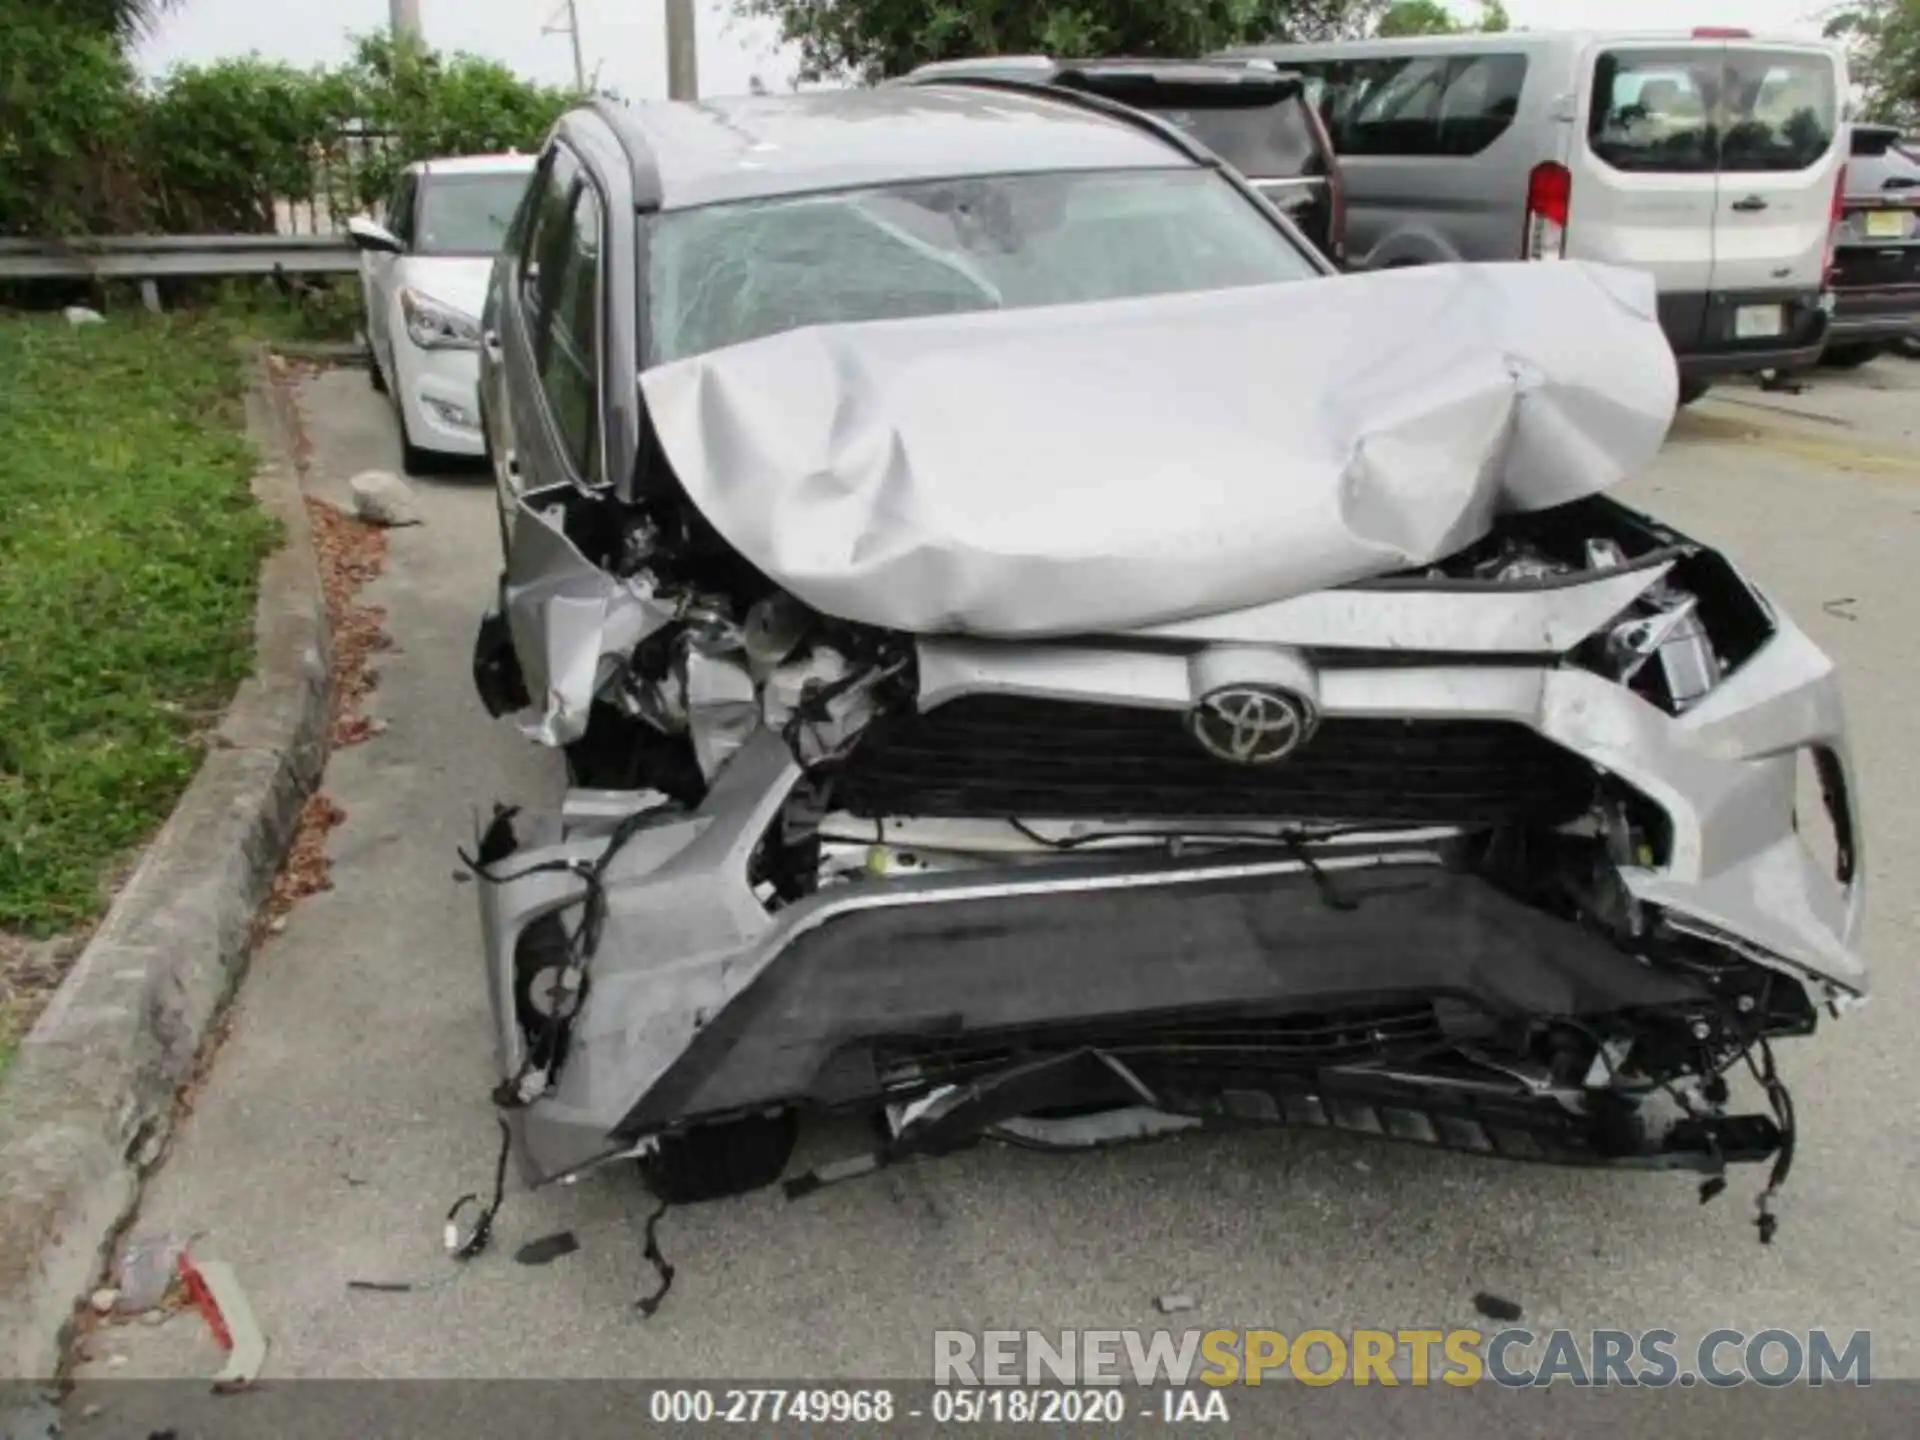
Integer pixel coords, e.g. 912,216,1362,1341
475,604,1865,1187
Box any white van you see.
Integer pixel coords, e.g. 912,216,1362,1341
1220,29,1849,400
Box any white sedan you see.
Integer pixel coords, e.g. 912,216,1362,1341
347,154,536,472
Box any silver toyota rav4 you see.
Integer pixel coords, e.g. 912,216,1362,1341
468,84,1864,1232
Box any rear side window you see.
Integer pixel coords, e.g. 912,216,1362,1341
1588,49,1836,174
535,184,602,481
1311,53,1527,158
1145,100,1325,177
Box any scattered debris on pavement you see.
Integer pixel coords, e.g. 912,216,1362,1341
1472,1291,1525,1323
634,1200,676,1320
1154,1293,1196,1315
514,1231,581,1266
113,1234,193,1315
1823,597,1859,621
178,1255,267,1392
347,469,422,528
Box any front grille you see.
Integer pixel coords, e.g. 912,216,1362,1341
830,696,1594,826
872,1002,1446,1092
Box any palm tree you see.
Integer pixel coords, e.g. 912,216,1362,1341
51,0,184,42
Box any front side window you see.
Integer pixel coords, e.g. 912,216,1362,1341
385,174,417,246
535,182,602,481
519,146,582,313
415,172,535,256
645,167,1316,365
1588,49,1836,174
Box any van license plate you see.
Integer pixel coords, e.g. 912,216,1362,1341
1865,210,1907,238
1735,305,1785,339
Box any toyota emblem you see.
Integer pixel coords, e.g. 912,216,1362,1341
1187,685,1316,765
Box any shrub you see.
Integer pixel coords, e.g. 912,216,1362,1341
0,22,575,237
0,13,149,235
143,59,338,232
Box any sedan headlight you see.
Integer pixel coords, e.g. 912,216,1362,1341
400,287,481,351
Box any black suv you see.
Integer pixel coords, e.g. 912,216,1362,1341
899,57,1347,265
1824,124,1920,367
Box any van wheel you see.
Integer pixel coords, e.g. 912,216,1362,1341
1677,379,1711,407
638,1111,799,1204
1820,343,1883,370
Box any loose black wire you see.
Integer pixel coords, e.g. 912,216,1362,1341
633,1200,676,1318
445,1116,513,1261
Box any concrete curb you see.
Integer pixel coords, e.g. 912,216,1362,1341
0,350,330,1379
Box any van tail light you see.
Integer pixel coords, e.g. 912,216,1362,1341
1823,163,1848,286
1525,161,1572,259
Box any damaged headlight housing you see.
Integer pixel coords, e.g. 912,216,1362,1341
1581,539,1775,715
610,586,906,786
401,287,482,351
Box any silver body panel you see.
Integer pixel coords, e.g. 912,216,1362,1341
639,260,1676,638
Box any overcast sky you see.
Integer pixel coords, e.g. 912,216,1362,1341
138,1,1842,99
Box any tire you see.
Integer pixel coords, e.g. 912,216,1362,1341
638,1111,799,1204
1819,342,1884,370
367,350,387,394
1676,378,1712,407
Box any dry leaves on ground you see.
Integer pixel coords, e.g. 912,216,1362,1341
245,456,392,947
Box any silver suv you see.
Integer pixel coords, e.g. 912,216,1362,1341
468,86,1863,1228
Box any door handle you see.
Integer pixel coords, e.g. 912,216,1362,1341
1731,196,1769,213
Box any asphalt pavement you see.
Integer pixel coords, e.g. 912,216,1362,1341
64,360,1920,1386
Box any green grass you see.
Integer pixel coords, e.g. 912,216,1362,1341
0,314,277,937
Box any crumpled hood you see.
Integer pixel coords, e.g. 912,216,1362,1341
639,261,1677,638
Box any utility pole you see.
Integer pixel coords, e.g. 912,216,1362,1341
666,0,698,101
542,0,588,91
390,0,422,43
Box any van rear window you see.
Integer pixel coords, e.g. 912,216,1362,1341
1588,49,1836,174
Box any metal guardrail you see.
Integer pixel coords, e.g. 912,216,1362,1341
0,234,357,281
